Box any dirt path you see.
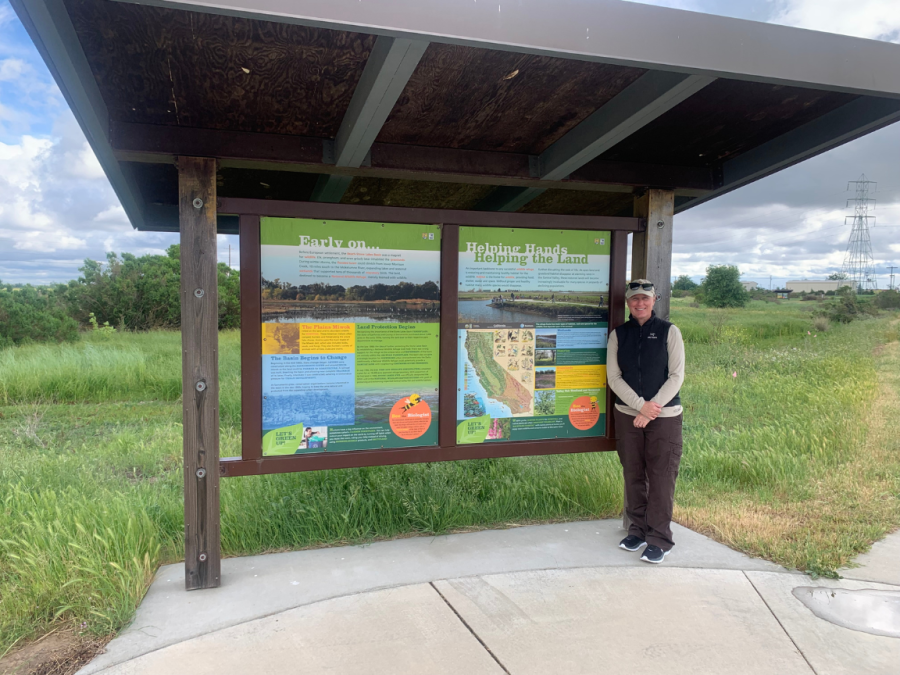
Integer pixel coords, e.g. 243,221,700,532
0,631,110,675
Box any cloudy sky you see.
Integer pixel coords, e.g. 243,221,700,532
1,0,899,288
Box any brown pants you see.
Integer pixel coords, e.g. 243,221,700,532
614,409,683,551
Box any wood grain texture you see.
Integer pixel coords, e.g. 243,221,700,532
631,189,674,321
377,42,646,154
340,177,494,209
220,435,617,476
607,230,628,444
518,189,633,217
239,215,263,462
599,78,857,167
178,156,221,590
65,0,374,136
438,224,458,449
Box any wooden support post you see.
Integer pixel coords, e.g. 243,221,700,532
632,189,675,320
624,189,674,531
178,156,221,590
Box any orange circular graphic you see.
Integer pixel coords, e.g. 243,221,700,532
569,395,600,430
389,394,432,440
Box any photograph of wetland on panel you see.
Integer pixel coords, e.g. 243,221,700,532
458,290,609,326
260,220,442,454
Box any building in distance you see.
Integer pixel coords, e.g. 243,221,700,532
786,280,859,294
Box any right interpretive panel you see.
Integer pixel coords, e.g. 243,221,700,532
456,227,610,444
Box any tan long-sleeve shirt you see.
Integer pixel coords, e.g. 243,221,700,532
606,325,685,418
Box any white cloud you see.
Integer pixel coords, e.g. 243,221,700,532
0,5,14,28
0,57,27,81
13,231,87,251
769,0,900,41
94,205,128,225
0,115,143,263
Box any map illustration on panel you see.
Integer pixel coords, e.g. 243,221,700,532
456,227,609,444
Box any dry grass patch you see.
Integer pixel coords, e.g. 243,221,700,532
677,324,900,576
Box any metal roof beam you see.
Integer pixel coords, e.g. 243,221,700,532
478,71,713,211
677,96,900,213
540,72,714,181
312,35,428,202
108,122,717,193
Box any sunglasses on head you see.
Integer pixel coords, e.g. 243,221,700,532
628,283,654,290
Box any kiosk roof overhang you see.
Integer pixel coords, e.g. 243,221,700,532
12,0,900,232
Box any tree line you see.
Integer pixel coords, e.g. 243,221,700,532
0,246,240,347
262,277,440,302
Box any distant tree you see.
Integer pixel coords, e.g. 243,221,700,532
0,282,79,347
697,265,749,308
672,275,698,291
827,272,849,281
64,246,240,330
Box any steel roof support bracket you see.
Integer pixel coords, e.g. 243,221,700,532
677,96,900,213
478,71,714,211
312,35,429,202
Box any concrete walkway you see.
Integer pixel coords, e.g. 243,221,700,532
841,528,900,586
78,520,900,675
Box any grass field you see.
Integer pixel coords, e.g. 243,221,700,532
2,298,899,655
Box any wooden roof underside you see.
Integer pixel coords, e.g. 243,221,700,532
15,0,900,231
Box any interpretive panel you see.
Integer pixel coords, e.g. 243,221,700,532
260,218,440,455
456,227,609,444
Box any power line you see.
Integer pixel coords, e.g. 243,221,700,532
841,175,878,291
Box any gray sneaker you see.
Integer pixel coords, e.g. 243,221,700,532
640,545,671,563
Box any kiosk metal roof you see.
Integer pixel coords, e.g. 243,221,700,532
12,0,900,232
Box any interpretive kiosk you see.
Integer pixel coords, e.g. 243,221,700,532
13,0,900,589
231,206,632,480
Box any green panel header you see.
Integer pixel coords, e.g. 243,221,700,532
261,218,442,251
459,226,610,256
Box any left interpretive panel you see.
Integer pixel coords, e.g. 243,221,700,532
260,218,441,455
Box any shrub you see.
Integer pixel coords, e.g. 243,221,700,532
813,316,830,332
697,265,750,308
0,284,79,348
672,289,691,298
800,294,819,302
874,289,900,310
672,274,698,291
63,246,240,331
817,289,876,324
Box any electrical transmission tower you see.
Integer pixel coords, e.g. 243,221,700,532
841,175,878,291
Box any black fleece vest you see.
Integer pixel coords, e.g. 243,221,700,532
614,312,681,407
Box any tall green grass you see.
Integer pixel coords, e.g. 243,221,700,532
0,331,243,427
2,301,899,653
